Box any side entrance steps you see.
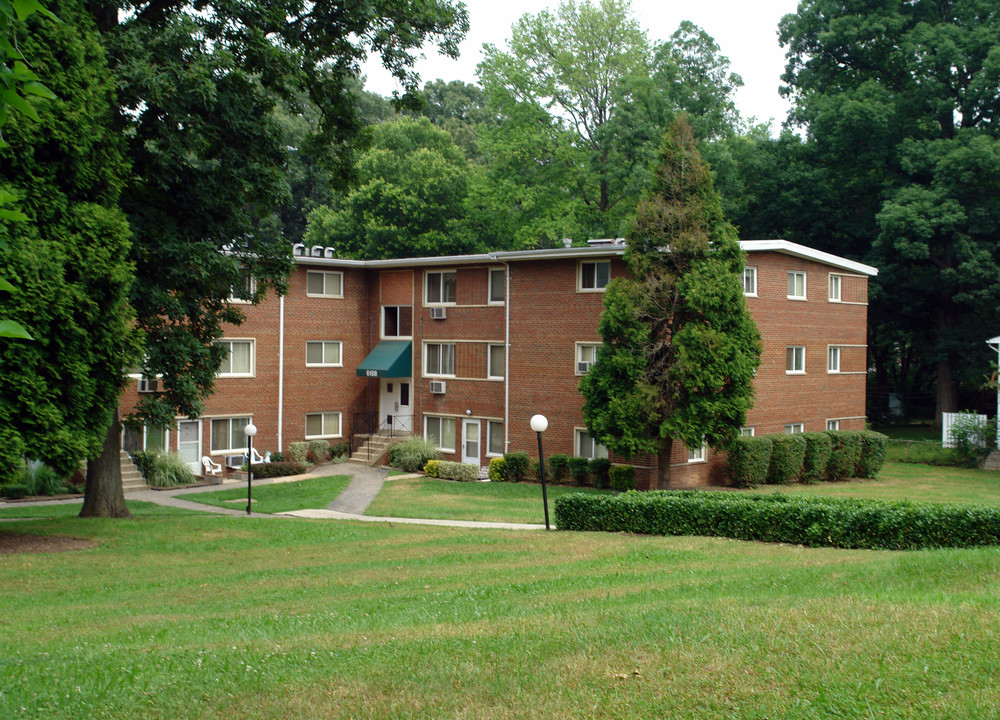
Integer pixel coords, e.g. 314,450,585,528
120,451,148,492
350,434,411,467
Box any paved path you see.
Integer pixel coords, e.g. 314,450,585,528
0,462,547,531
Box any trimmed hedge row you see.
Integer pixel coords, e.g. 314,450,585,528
554,490,1000,550
728,430,888,487
251,462,307,479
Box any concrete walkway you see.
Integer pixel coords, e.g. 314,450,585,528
0,462,547,531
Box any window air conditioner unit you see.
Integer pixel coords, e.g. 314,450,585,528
577,361,591,374
138,378,159,393
429,380,447,394
429,307,447,320
225,455,244,469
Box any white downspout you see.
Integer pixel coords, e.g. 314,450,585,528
503,261,511,453
278,294,285,452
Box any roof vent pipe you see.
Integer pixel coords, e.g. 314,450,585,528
292,243,305,257
324,247,336,258
563,238,572,248
311,245,323,257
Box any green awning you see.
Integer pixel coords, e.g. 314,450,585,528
356,340,412,378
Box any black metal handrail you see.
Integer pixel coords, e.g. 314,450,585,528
351,412,414,463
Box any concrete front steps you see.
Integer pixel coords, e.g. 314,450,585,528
350,434,411,466
120,451,148,492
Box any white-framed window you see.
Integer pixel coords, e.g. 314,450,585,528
740,426,755,437
305,411,342,439
228,275,256,303
787,271,806,300
576,343,600,374
306,341,343,367
743,267,757,296
829,274,842,302
425,415,456,452
488,268,505,304
217,339,254,377
425,270,457,305
826,419,840,431
210,416,250,453
488,344,505,379
687,441,707,463
575,428,609,460
306,270,344,298
424,343,456,376
786,345,805,374
487,420,504,456
785,423,804,434
383,306,413,338
578,260,610,292
828,346,841,373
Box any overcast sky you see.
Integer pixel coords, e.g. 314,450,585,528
361,0,802,133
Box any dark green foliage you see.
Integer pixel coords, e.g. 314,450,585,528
437,461,479,483
553,491,1000,550
580,115,761,489
826,431,864,481
589,458,612,489
567,457,591,486
948,414,991,469
766,435,806,485
725,436,772,488
609,465,636,492
800,433,833,484
0,483,30,499
503,452,530,483
270,451,285,463
131,451,157,479
488,456,507,483
329,442,350,458
857,431,890,479
251,462,307,479
387,437,442,473
547,454,570,483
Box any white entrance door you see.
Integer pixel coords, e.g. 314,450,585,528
177,420,201,474
462,419,480,466
380,379,412,433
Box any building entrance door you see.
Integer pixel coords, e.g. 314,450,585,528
380,379,412,433
462,419,480,466
177,420,201,474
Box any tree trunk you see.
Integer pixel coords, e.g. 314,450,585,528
933,300,959,427
656,437,673,490
80,409,131,518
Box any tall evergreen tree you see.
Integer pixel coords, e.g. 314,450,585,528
0,0,139,508
580,115,761,488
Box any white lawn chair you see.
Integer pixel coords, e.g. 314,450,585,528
201,456,222,477
245,447,266,465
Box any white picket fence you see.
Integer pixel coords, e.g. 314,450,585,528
941,412,988,448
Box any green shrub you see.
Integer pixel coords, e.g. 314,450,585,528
568,457,590,485
766,435,806,485
131,450,157,479
857,431,889,478
437,461,479,482
609,464,636,491
488,456,507,482
949,413,991,468
503,452,530,482
307,439,331,463
148,453,196,487
547,454,569,483
251,462,307,479
270,451,285,462
826,431,863,480
800,433,832,484
553,490,1000,550
387,437,442,473
589,458,611,489
287,442,309,464
530,458,542,480
0,483,29,499
726,436,772,488
424,459,440,477
329,441,350,458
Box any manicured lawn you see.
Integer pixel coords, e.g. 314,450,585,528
2,514,1000,719
873,423,939,441
748,462,1000,506
185,474,351,514
366,477,611,523
0,500,199,520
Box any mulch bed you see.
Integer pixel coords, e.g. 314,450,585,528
0,533,97,555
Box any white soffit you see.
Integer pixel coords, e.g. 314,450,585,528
741,239,878,276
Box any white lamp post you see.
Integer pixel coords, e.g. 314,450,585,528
530,414,550,530
244,422,257,515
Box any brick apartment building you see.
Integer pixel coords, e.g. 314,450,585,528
119,239,876,489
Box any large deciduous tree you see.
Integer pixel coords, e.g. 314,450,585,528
70,1,468,515
778,0,1000,422
580,115,761,489
0,0,139,505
